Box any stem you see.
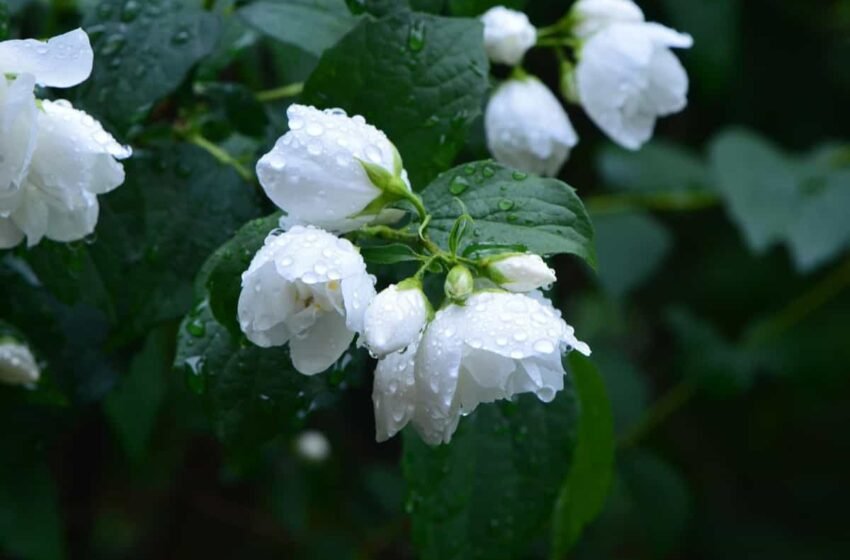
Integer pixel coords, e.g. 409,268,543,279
585,191,721,215
358,225,420,244
187,132,254,183
620,257,850,448
255,83,304,103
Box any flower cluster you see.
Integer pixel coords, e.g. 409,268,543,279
239,105,590,445
0,30,130,249
480,0,692,176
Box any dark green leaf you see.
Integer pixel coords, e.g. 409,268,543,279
302,11,489,187
104,328,172,461
78,0,221,131
448,0,524,16
550,354,615,558
174,301,340,453
238,0,361,56
360,242,422,265
787,170,850,270
593,212,672,297
420,161,595,265
0,462,65,560
403,388,578,560
202,213,281,337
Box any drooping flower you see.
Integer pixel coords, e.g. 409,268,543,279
256,105,411,234
363,280,431,358
485,77,578,176
390,291,590,445
570,0,645,39
372,340,419,442
480,6,537,66
0,340,40,386
238,225,376,375
486,253,557,292
0,29,130,248
575,22,693,150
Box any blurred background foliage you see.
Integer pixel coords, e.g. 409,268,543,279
2,0,850,559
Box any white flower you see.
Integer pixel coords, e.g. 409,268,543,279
485,77,578,176
0,29,130,248
487,253,556,292
0,340,40,386
363,281,431,358
576,22,693,150
372,340,419,442
570,0,645,39
256,105,410,234
238,225,377,375
294,430,331,462
480,6,537,66
411,291,590,445
0,28,93,87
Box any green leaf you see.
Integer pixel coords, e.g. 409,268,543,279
550,354,616,558
104,328,172,461
360,243,422,265
25,143,263,345
403,388,579,560
593,212,672,297
302,11,489,187
0,3,8,41
201,213,282,338
597,141,710,193
420,161,595,265
174,301,340,453
78,0,221,131
710,129,850,271
710,129,800,253
238,0,361,56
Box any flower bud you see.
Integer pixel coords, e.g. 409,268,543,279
486,253,556,292
485,77,578,177
257,104,411,233
445,265,474,302
0,339,40,386
363,280,431,358
480,6,536,66
294,430,331,462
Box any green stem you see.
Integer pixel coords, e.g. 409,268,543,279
586,191,721,215
255,83,304,103
620,256,850,448
358,225,420,245
187,133,254,183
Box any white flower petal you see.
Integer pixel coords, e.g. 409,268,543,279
43,190,99,242
0,29,93,88
487,253,557,292
571,0,645,39
576,22,691,150
0,75,38,208
289,310,354,375
10,186,48,247
238,260,299,347
485,78,578,176
257,105,406,233
341,272,376,334
372,341,418,442
363,284,429,357
0,341,40,386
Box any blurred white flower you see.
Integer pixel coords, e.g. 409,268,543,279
480,6,537,66
570,0,645,39
238,225,376,375
0,29,130,249
294,430,331,462
410,291,590,445
363,281,431,358
576,22,693,150
486,253,556,292
257,104,410,234
0,340,40,386
485,77,578,176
